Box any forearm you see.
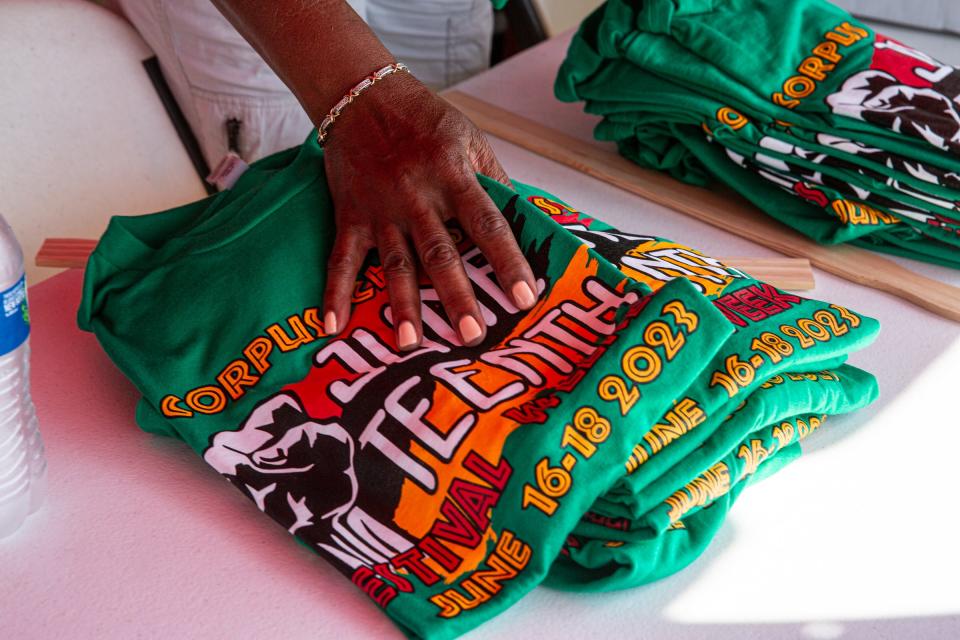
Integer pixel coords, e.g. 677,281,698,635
210,0,395,124
211,0,530,349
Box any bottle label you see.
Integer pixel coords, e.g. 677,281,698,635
0,275,29,356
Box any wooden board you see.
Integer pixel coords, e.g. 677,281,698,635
443,90,960,322
721,257,815,291
35,238,98,269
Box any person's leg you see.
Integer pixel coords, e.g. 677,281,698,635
118,0,367,166
365,0,494,90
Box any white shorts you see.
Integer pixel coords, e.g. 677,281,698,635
118,0,494,166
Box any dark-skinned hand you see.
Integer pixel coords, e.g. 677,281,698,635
321,72,538,351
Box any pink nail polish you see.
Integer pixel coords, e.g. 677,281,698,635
512,281,537,309
458,316,483,345
397,321,418,350
324,310,339,335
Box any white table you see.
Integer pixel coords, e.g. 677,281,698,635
0,0,207,287
2,33,960,640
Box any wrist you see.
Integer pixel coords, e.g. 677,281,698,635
303,52,398,123
317,66,429,149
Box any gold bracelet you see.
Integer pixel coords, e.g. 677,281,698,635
316,62,410,146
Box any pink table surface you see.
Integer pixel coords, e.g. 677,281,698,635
3,33,960,640
0,270,398,639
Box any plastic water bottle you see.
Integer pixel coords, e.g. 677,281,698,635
0,215,46,539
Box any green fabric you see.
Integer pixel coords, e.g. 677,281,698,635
584,69,960,229
556,0,960,267
585,73,960,249
559,0,960,161
78,132,879,639
593,365,873,515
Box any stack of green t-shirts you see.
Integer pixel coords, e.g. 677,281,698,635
78,133,879,639
556,0,960,268
522,192,879,591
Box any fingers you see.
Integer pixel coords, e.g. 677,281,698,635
323,223,373,336
468,130,511,187
453,178,538,312
376,224,422,352
457,127,534,310
409,214,487,347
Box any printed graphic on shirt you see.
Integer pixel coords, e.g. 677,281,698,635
201,196,644,610
770,21,870,111
526,196,748,298
716,142,959,239
525,194,820,331
812,133,960,218
717,134,960,243
827,34,960,154
728,142,902,220
701,100,960,232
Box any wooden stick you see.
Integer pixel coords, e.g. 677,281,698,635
721,257,815,291
442,90,960,321
35,238,99,268
35,238,817,291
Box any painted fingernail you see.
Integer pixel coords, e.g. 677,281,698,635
324,310,339,335
397,321,418,351
512,281,537,309
458,315,483,346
